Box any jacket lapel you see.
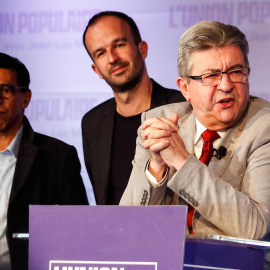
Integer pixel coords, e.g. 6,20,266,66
208,113,247,178
175,103,247,179
9,117,38,206
96,100,115,202
178,110,196,154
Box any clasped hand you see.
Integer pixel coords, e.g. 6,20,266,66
141,113,189,181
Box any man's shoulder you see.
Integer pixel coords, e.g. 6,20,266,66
82,97,115,123
23,117,73,150
32,131,75,152
246,96,270,125
238,96,270,149
249,96,270,110
151,79,186,104
19,123,77,164
163,87,185,103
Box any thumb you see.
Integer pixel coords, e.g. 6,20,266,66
170,112,179,124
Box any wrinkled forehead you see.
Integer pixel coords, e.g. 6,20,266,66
188,46,245,75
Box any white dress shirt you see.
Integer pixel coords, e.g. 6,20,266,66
0,126,23,270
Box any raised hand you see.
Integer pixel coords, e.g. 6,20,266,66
141,113,189,181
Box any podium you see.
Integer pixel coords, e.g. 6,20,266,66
25,205,270,270
185,234,270,269
28,205,187,270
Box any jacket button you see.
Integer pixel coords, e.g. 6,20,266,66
193,201,198,207
179,189,185,195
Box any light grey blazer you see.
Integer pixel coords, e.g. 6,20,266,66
120,96,270,241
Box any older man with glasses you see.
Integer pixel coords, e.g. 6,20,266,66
120,21,270,241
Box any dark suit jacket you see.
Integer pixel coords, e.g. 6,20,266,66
7,117,88,270
82,79,185,205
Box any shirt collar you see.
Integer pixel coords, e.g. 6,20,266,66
7,125,23,158
194,118,226,145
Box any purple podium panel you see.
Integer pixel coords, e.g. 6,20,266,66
183,234,270,269
184,240,265,270
29,205,187,270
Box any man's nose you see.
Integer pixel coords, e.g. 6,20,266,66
108,49,120,63
218,72,234,92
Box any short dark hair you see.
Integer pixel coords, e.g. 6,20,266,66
0,52,30,88
83,11,142,60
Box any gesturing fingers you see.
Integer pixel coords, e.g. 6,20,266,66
143,138,170,151
141,116,178,132
141,116,179,141
142,127,172,140
160,116,179,132
141,117,161,130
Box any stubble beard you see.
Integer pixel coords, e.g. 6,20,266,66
102,51,145,94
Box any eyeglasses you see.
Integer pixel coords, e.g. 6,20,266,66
0,84,28,99
188,67,250,86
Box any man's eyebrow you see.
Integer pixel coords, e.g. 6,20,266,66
201,64,246,74
201,68,220,73
113,37,128,43
228,64,246,70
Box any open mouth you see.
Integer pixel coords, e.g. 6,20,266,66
219,98,233,103
217,98,235,108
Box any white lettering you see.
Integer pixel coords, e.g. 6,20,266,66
53,265,126,270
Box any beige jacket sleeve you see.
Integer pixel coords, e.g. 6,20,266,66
120,98,270,240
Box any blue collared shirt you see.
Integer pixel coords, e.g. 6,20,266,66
0,125,23,270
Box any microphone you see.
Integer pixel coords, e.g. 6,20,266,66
212,146,227,160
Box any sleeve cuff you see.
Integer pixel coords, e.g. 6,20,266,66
145,159,168,187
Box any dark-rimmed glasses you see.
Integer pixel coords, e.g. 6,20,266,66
0,84,28,99
188,67,250,86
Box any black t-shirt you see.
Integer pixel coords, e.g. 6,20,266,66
107,111,141,205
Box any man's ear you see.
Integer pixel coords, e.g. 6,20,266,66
22,89,32,109
176,77,190,101
92,64,104,79
138,41,148,60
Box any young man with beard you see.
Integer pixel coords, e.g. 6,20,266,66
82,11,185,205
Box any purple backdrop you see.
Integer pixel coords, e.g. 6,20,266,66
1,0,270,204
